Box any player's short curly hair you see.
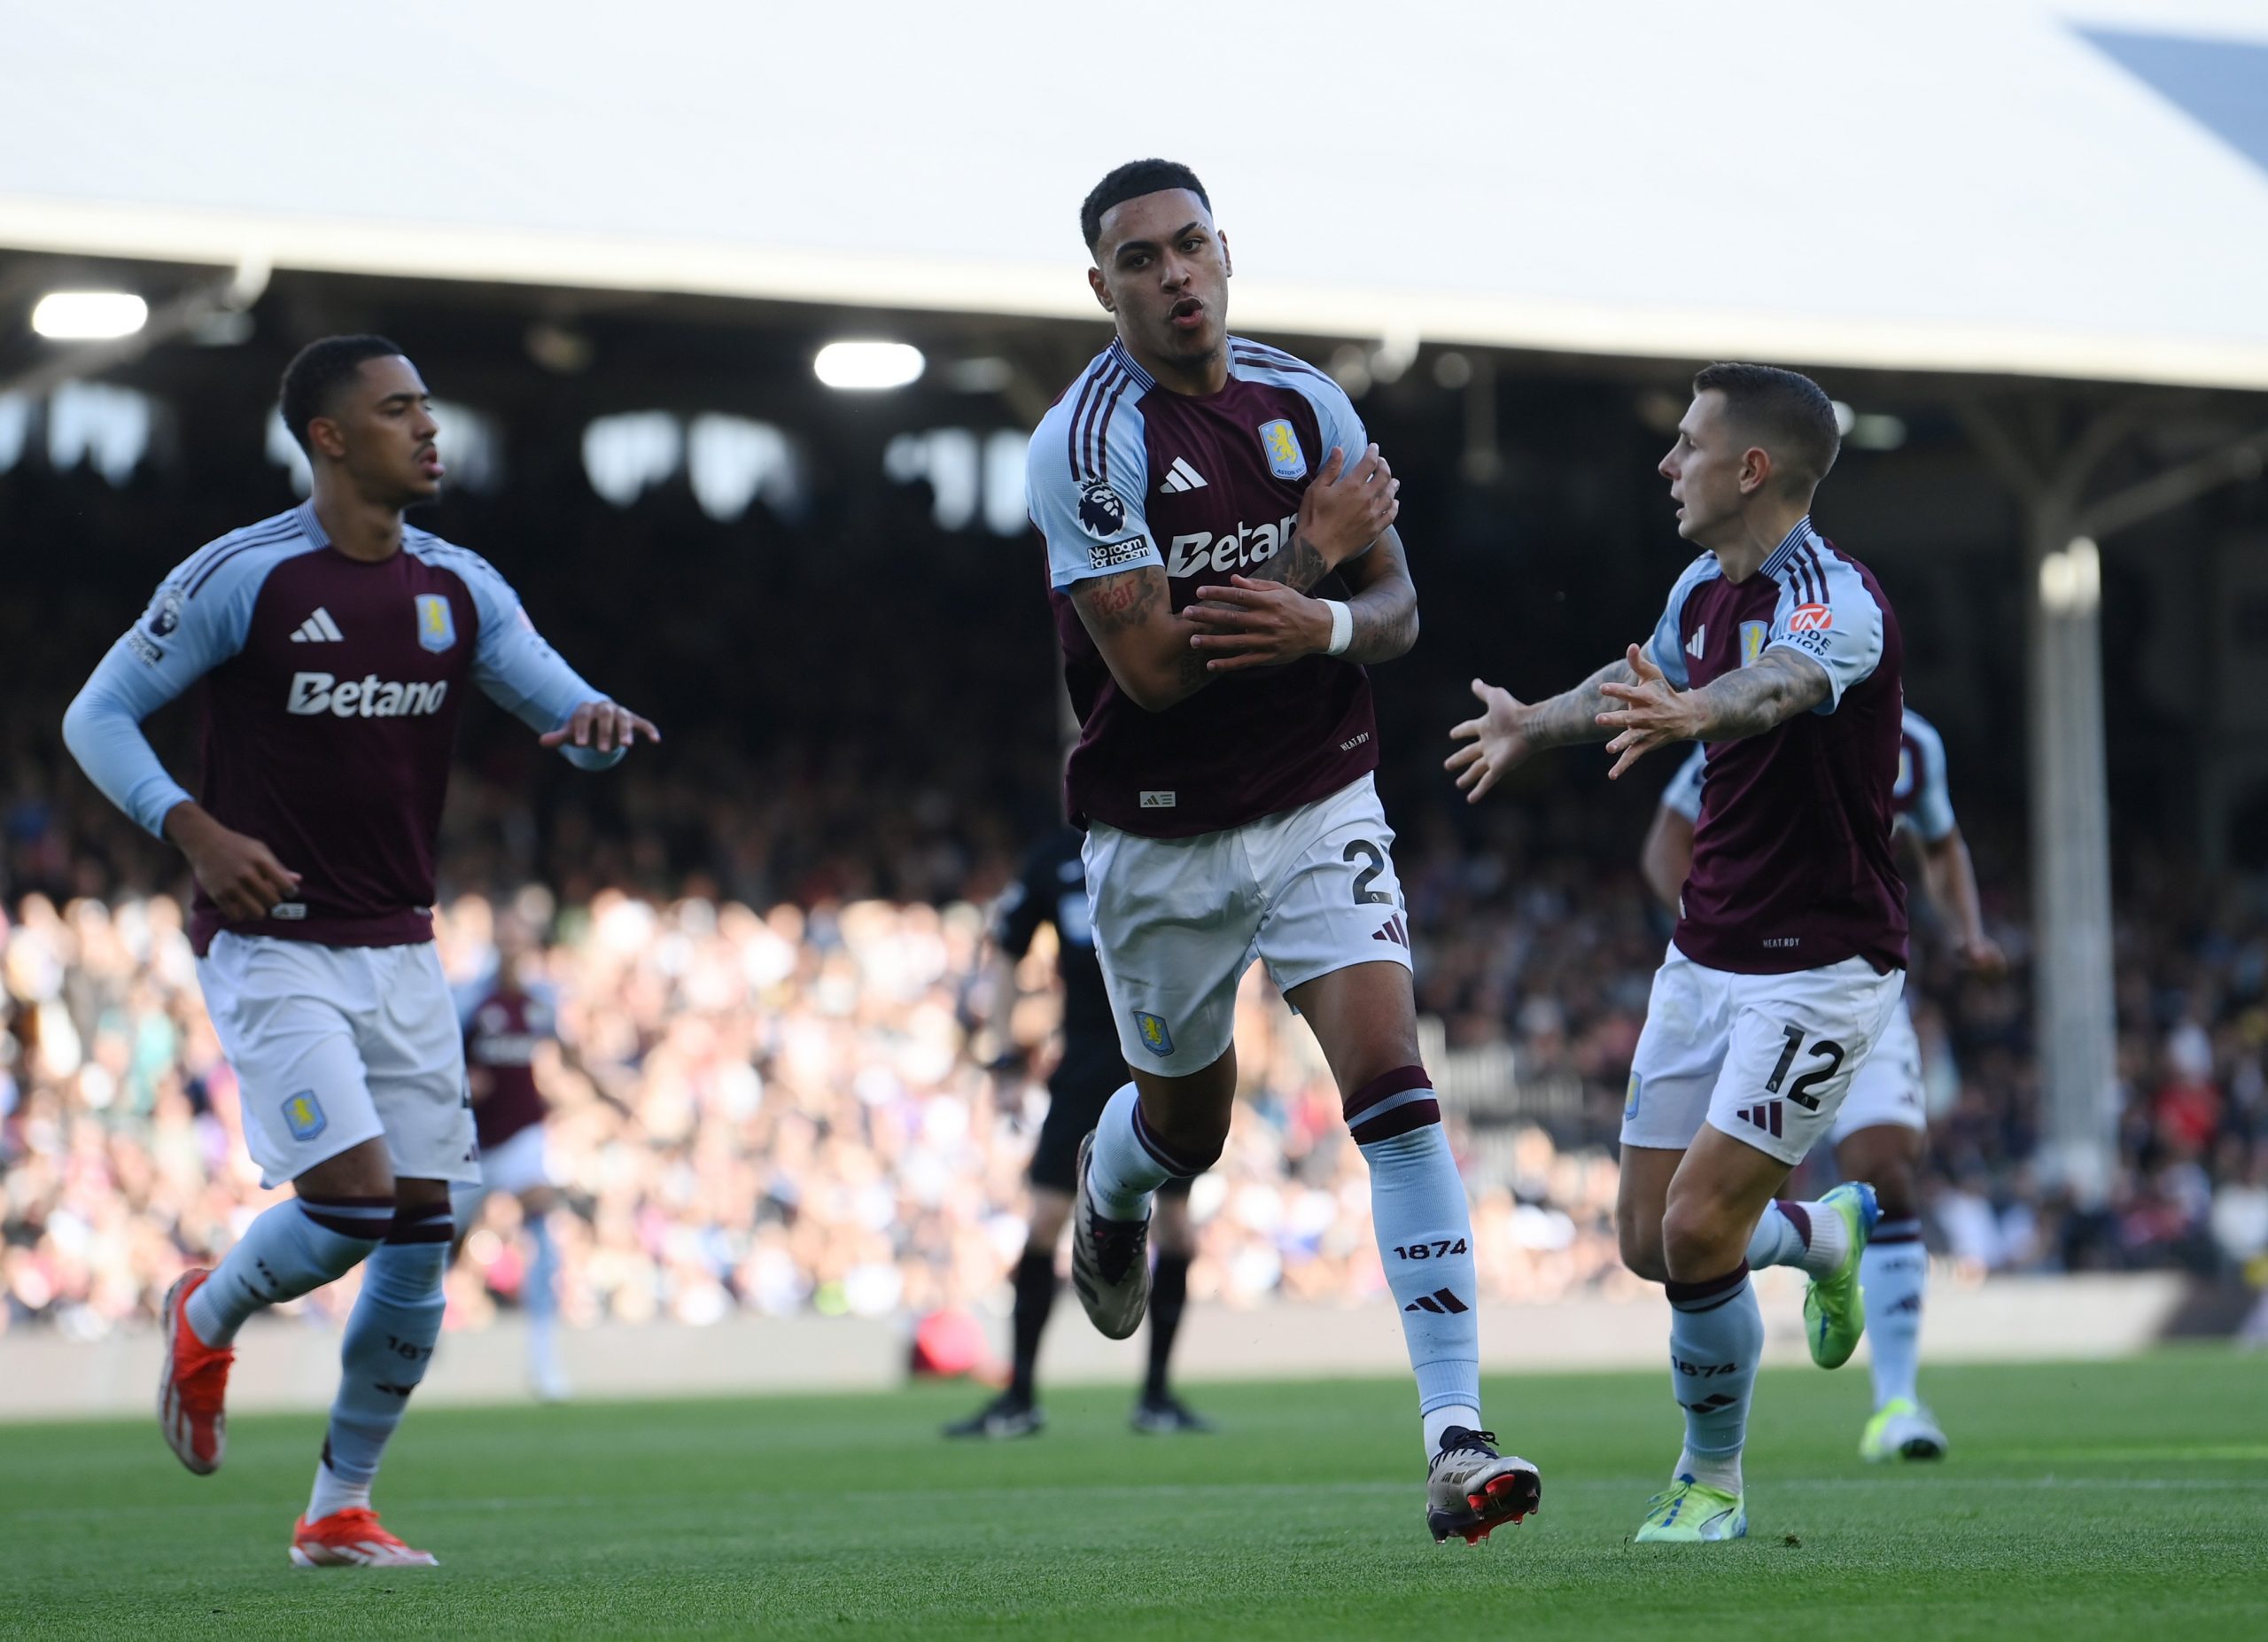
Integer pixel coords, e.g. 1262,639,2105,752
279,334,407,455
1692,362,1841,492
1081,159,1211,254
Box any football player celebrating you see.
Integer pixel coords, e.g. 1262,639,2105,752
1028,160,1537,1545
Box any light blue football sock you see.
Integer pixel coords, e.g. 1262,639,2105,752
1862,1221,1927,1407
311,1203,450,1517
524,1210,562,1376
1359,1112,1482,1455
1666,1264,1762,1494
185,1195,391,1346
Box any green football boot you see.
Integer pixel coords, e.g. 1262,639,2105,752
1633,1475,1747,1543
1802,1181,1879,1369
1860,1397,1948,1462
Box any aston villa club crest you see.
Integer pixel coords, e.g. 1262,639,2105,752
415,593,456,653
1077,480,1128,538
1134,1011,1175,1056
282,1090,327,1140
1739,620,1768,668
1257,418,1307,481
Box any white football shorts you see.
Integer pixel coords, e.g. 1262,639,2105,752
1083,774,1413,1078
449,1122,555,1229
1622,944,1906,1167
198,931,477,1189
1829,993,1926,1142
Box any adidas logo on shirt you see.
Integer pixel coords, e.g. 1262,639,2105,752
1160,457,1208,494
291,608,346,643
1686,626,1706,659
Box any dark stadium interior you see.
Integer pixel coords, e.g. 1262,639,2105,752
5,263,2267,1337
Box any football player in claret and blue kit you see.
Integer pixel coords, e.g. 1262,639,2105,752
64,336,656,1568
1025,159,1539,1545
1451,363,1907,1541
1645,704,2003,1462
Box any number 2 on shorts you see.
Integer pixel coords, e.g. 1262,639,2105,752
1344,839,1393,905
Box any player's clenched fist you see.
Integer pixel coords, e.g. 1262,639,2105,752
1299,443,1400,565
1445,678,1534,803
540,699,661,754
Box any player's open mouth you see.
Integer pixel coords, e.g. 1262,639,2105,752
1169,299,1204,329
416,450,445,478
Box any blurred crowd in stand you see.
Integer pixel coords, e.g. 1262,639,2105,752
5,462,2266,1342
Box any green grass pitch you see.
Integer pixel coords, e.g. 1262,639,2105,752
3,1351,2262,1639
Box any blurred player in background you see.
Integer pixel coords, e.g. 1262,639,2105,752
946,824,1209,1439
1450,364,1904,1541
451,906,625,1404
1029,159,1539,1545
1643,707,2004,1461
62,336,655,1568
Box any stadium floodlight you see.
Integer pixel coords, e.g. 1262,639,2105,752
814,341,924,391
31,292,149,340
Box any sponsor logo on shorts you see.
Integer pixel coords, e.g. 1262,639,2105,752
1134,1012,1175,1056
1139,791,1177,808
1086,534,1153,571
282,1091,327,1140
415,593,457,652
1732,1101,1785,1140
1257,418,1307,480
1372,913,1410,948
1624,1073,1642,1121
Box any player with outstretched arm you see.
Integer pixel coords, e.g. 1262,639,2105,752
1644,705,2003,1461
63,336,656,1568
1029,159,1538,1545
1449,363,1906,1541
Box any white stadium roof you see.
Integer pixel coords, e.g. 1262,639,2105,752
5,0,2268,388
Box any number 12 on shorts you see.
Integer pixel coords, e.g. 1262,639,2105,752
1766,1025,1845,1111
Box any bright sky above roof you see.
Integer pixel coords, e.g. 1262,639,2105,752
5,0,2268,389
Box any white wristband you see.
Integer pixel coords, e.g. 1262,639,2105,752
1323,599,1354,657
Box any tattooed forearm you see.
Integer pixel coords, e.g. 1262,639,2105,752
1526,658,1638,750
1243,529,1331,593
1689,650,1829,741
1073,567,1165,634
1341,582,1418,664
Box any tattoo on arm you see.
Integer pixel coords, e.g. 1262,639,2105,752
1073,567,1165,634
1072,566,1212,705
1243,529,1330,593
1335,529,1418,665
1526,658,1639,750
1689,650,1830,741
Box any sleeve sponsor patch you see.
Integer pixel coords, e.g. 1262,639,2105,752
1087,535,1154,571
145,587,183,639
126,631,165,665
1077,480,1130,538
